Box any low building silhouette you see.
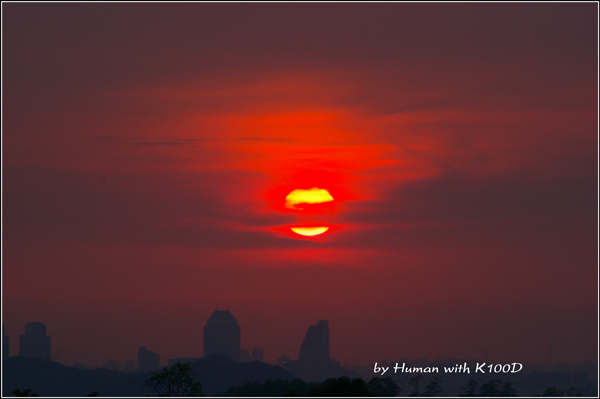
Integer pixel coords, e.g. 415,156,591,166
123,360,135,373
203,309,241,362
103,359,121,371
252,347,264,362
138,347,160,372
240,348,263,363
168,357,200,367
277,355,291,367
19,322,51,361
240,349,251,363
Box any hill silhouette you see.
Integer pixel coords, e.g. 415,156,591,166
191,354,295,395
2,354,295,396
2,356,153,396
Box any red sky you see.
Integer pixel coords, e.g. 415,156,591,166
2,3,597,367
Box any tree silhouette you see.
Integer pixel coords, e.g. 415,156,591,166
459,379,518,397
478,379,518,397
540,386,564,396
497,381,518,397
421,376,442,396
220,378,315,396
408,374,423,396
221,376,400,397
145,362,203,397
309,376,371,397
11,388,39,397
366,377,401,396
459,380,479,397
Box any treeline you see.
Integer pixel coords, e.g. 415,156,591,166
217,377,400,396
5,356,593,397
218,375,587,397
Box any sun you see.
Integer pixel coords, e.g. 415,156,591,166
288,188,333,237
291,226,330,236
285,187,334,210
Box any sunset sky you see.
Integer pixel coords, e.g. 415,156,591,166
3,3,597,367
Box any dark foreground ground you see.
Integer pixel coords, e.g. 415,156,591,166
3,356,597,397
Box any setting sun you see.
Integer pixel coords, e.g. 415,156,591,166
285,188,334,210
290,227,330,236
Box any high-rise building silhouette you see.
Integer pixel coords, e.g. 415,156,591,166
299,320,329,362
19,322,51,361
203,309,241,362
3,325,9,359
138,347,160,372
281,320,344,382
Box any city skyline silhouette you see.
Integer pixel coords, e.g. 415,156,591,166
3,315,597,396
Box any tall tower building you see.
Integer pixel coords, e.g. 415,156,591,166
19,322,51,361
299,320,329,362
138,347,160,372
281,319,343,382
203,309,241,362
